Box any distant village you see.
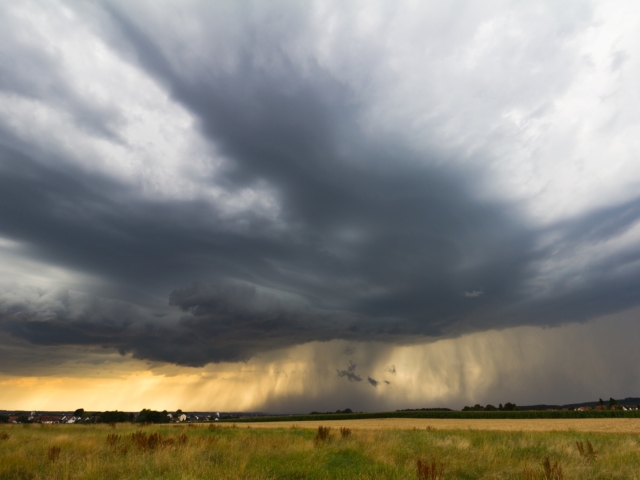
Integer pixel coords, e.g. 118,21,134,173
0,408,245,425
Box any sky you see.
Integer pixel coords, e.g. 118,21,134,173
1,0,640,413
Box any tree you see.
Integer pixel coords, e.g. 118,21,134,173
97,411,130,423
74,408,84,417
16,414,30,423
498,403,504,411
137,409,169,424
598,398,605,407
484,404,497,411
609,398,618,409
503,402,517,411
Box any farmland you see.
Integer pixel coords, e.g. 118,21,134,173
2,420,640,479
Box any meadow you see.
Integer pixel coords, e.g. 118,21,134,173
2,421,640,479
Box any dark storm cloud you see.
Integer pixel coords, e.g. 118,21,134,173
0,1,639,370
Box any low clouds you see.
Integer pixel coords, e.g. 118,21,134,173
1,0,640,410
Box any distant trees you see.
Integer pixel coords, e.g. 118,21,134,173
462,402,517,412
96,411,130,423
0,414,8,423
136,409,169,424
309,408,354,415
74,408,84,417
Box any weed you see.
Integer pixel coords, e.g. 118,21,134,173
0,433,10,441
106,433,121,446
425,426,436,431
289,424,300,429
340,427,352,438
147,433,162,449
47,446,61,463
314,426,332,444
208,423,219,430
522,457,564,480
416,459,444,480
187,424,196,429
109,422,116,429
522,464,534,480
576,440,597,463
130,430,188,450
131,430,150,449
542,457,564,480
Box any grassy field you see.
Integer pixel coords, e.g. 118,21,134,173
2,421,640,479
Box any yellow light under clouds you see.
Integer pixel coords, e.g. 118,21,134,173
2,307,640,412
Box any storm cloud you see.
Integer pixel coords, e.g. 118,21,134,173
1,0,640,381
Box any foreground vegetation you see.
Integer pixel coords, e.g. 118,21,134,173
2,422,640,479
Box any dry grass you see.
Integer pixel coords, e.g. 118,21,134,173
1,421,640,478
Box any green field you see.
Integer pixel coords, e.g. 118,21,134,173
2,422,640,479
224,410,640,423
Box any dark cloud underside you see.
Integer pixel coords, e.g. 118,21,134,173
1,1,639,369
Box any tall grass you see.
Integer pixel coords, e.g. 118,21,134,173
1,423,640,478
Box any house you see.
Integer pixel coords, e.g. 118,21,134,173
178,414,187,422
39,416,61,424
577,406,592,411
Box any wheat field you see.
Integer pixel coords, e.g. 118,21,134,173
238,417,640,433
2,421,640,479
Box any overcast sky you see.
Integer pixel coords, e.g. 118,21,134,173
2,0,640,412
